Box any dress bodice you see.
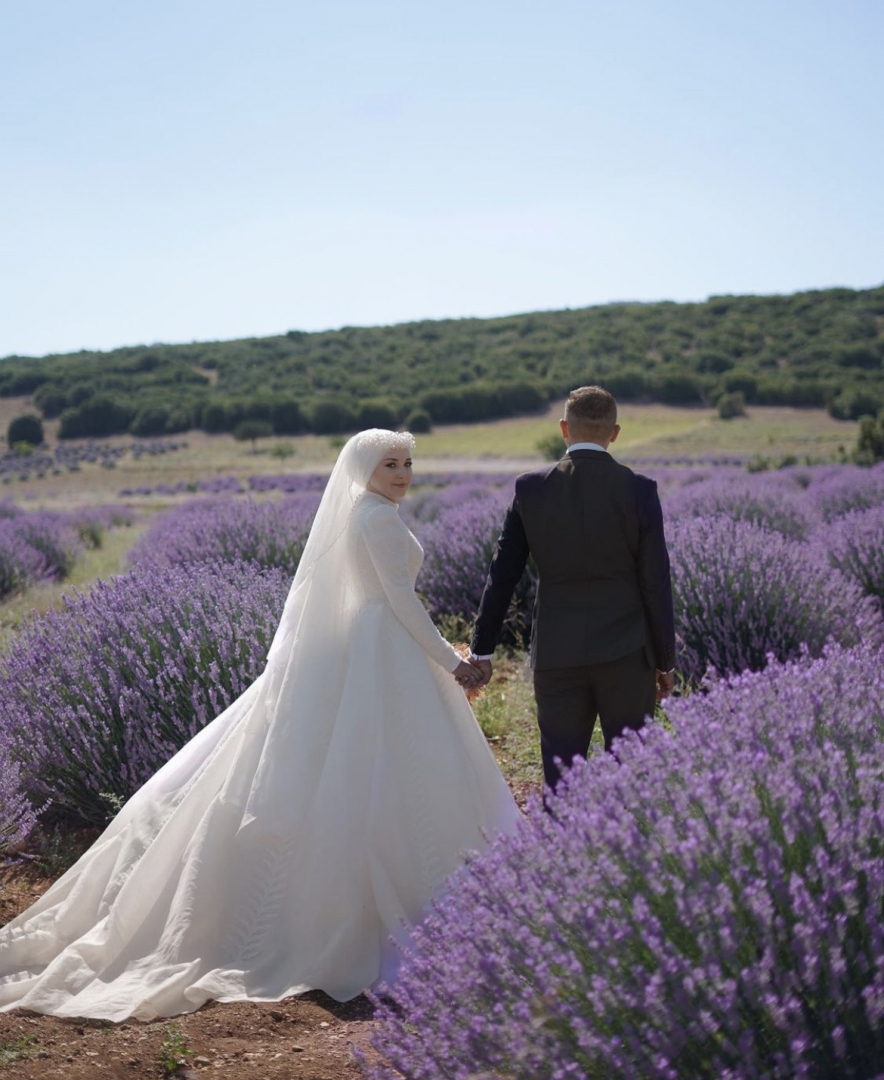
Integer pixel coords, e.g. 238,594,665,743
351,493,424,598
349,493,459,672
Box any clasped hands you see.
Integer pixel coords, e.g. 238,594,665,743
453,658,493,689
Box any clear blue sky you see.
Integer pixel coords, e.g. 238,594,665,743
1,0,882,358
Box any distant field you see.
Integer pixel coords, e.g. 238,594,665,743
0,398,859,513
383,402,858,467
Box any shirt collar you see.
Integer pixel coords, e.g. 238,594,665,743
567,441,608,454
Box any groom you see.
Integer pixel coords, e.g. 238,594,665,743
469,385,676,793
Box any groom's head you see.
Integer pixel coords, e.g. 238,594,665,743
560,385,620,447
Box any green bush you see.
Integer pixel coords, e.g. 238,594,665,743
356,399,398,429
129,405,170,437
200,401,231,433
854,410,884,465
829,388,884,421
717,391,747,420
404,408,432,434
7,414,44,447
32,384,68,418
652,371,706,405
311,399,357,434
233,419,273,448
270,399,307,435
58,396,133,439
536,432,567,460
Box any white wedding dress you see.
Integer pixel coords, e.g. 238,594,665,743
0,431,520,1021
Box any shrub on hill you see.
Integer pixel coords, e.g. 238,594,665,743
233,419,273,449
854,409,884,464
58,394,134,439
716,389,746,419
404,407,431,433
6,413,44,447
311,399,358,434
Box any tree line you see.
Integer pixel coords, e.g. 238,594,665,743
1,284,882,440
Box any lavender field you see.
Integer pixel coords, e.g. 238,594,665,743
2,458,884,1077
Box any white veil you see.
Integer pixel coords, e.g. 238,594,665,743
263,427,416,670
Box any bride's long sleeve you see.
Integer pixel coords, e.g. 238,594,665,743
362,504,463,673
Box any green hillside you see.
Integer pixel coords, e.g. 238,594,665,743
2,284,883,439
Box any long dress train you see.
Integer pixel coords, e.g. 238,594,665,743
0,488,520,1021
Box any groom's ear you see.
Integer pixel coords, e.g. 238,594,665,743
608,424,621,444
559,419,569,443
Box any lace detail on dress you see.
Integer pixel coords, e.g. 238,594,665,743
222,834,299,965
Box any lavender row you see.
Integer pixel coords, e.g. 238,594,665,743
127,494,320,575
125,465,884,680
0,500,135,600
2,438,185,483
118,469,519,499
0,561,289,826
367,641,884,1079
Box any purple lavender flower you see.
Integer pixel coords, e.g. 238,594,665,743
817,504,884,609
0,561,289,825
127,494,320,574
662,471,816,539
367,642,884,1080
807,463,884,521
66,503,137,548
416,491,535,643
4,511,81,581
0,518,51,599
0,730,38,854
669,515,882,682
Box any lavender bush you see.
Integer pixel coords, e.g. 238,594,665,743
0,732,38,854
0,518,53,599
0,561,289,825
0,506,90,599
66,503,136,548
820,505,884,608
12,511,82,579
367,643,884,1080
127,494,320,574
669,515,881,682
806,464,884,521
662,472,815,539
416,493,536,644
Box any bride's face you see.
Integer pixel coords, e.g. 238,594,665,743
367,451,413,503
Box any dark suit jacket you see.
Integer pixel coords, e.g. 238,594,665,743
471,450,676,671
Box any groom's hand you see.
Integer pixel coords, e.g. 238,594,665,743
655,669,674,702
453,660,481,687
471,659,493,687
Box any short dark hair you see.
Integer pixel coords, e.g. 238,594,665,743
564,386,617,437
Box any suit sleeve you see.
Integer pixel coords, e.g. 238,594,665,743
636,480,676,671
362,505,462,673
470,494,531,657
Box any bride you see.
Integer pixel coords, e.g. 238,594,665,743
0,429,520,1021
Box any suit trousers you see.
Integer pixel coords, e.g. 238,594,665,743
532,647,656,793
